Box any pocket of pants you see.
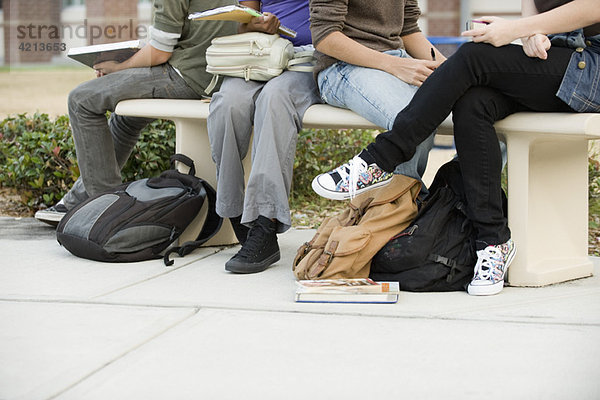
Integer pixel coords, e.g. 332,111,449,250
318,74,330,104
318,72,345,107
152,64,196,99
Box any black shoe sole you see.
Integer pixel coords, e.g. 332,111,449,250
225,250,281,274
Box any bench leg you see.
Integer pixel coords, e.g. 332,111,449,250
172,118,241,246
506,134,593,286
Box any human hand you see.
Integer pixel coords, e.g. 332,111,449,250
521,34,551,59
93,60,122,77
462,16,518,47
246,12,281,34
384,56,439,87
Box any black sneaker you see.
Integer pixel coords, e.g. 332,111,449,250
229,215,250,246
225,216,280,274
34,202,68,227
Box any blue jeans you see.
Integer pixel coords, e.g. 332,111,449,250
317,49,435,187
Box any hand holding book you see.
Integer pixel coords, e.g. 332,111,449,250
243,11,281,36
189,5,297,38
67,40,142,70
94,61,114,77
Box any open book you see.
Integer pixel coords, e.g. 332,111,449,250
295,279,400,304
67,40,142,68
189,5,297,38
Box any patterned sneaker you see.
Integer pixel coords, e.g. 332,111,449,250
468,239,516,296
34,201,69,227
311,154,393,200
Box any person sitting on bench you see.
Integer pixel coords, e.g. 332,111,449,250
312,0,600,295
207,0,321,274
35,0,237,226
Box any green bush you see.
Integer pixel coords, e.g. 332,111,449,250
0,113,372,221
121,118,176,182
0,113,175,210
0,113,77,208
292,128,376,198
589,155,600,226
290,128,377,227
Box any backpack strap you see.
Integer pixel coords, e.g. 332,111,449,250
205,74,221,95
287,50,315,73
428,254,457,269
427,253,474,284
170,153,196,176
163,178,222,266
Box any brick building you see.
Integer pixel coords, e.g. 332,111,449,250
427,0,462,36
85,0,139,45
3,0,62,64
3,0,143,65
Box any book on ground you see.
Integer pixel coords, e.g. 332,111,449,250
295,279,400,304
189,5,297,38
67,40,142,68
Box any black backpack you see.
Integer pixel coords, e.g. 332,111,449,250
57,154,222,266
370,160,483,292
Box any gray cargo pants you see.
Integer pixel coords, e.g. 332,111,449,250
207,69,321,233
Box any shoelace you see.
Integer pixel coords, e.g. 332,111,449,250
236,225,270,258
473,246,503,280
336,155,368,199
333,159,353,179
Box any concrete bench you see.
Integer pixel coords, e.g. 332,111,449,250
115,99,600,287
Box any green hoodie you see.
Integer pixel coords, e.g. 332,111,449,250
152,0,237,95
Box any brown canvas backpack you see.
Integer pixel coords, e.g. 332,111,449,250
293,174,421,280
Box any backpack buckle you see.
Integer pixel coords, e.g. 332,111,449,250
300,241,312,256
323,249,334,265
320,241,339,267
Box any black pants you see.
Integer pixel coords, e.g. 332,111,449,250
367,42,574,248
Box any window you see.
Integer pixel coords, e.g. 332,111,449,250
63,0,85,7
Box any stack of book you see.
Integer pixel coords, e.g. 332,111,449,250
295,278,400,304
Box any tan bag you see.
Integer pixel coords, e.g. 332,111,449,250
293,174,421,280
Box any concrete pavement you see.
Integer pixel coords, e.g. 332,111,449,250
1,216,599,400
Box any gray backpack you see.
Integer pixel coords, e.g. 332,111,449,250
56,154,222,265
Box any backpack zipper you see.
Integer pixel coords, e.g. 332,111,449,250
207,65,274,72
207,51,265,57
152,189,193,220
390,224,418,240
